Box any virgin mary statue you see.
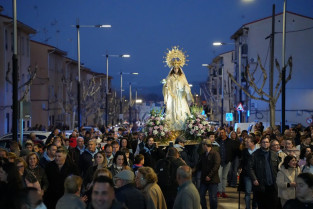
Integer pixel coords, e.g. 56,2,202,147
162,46,193,131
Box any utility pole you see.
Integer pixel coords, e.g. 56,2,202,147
270,4,275,128
12,0,18,142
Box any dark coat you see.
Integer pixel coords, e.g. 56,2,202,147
26,165,49,192
115,183,146,209
44,159,79,209
216,137,239,164
197,149,221,184
249,148,279,192
79,150,96,177
68,147,82,171
239,148,254,176
139,144,165,170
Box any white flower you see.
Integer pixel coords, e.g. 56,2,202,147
190,131,194,134
161,132,165,136
153,130,158,135
188,124,193,128
197,133,201,136
194,126,199,130
156,121,160,125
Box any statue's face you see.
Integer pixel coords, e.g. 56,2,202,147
174,67,179,74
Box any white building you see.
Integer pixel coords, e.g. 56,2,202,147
230,11,313,127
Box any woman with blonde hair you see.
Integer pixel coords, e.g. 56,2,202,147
135,166,167,209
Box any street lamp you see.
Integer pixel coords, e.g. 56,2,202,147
120,72,138,123
104,54,130,127
74,20,111,131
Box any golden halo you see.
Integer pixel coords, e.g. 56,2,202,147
164,46,189,68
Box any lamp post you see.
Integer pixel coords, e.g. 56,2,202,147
75,20,111,131
120,72,138,123
129,82,132,124
104,54,130,127
281,0,287,133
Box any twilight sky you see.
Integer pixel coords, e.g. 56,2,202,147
1,0,313,96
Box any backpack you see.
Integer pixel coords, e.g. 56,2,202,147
156,158,176,189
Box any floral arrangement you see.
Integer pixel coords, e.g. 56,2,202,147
185,106,211,141
144,108,170,143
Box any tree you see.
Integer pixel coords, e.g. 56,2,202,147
227,55,292,128
6,64,37,102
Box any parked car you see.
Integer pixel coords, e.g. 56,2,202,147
0,131,51,147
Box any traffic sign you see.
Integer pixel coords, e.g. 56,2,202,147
306,117,312,125
236,103,244,111
226,113,233,122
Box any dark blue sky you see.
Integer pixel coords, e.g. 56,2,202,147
1,0,313,95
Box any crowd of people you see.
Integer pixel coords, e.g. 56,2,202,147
0,123,313,209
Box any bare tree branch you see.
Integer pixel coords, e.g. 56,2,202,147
227,71,269,102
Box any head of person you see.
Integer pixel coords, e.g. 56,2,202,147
135,166,158,189
15,157,27,176
25,142,33,152
64,175,83,195
8,152,17,163
282,155,298,169
104,144,113,158
120,148,130,159
53,136,63,147
245,135,256,149
111,141,120,154
285,137,295,150
230,131,238,140
46,144,57,158
270,139,281,152
296,173,313,201
303,135,312,146
146,136,155,147
300,147,311,160
77,137,84,148
95,152,107,167
91,176,116,209
134,154,144,165
33,144,39,153
0,148,8,159
55,147,67,168
93,168,113,181
138,133,145,141
201,138,212,152
120,138,129,149
207,132,215,142
219,128,227,139
26,152,39,169
112,151,127,167
175,136,186,147
167,147,179,158
176,165,192,186
260,137,270,150
88,139,97,153
241,130,248,139
113,170,134,189
53,128,60,136
306,153,313,166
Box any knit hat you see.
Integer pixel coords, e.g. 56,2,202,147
114,170,134,181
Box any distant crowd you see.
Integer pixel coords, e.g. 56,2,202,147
1,123,313,209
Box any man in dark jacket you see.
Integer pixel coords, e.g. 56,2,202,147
68,137,85,172
249,136,280,209
44,147,79,209
238,135,258,209
216,127,238,197
114,170,146,209
156,147,186,209
80,139,98,177
197,138,221,209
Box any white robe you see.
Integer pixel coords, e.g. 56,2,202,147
163,68,193,131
